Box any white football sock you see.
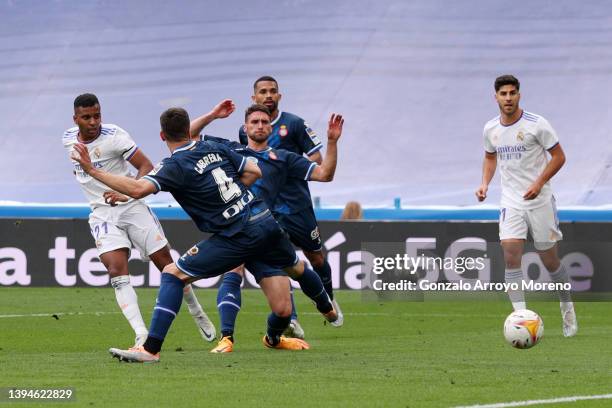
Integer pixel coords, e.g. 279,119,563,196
549,264,572,303
505,268,526,310
183,284,205,317
110,275,148,336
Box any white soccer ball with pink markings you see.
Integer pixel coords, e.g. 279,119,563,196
503,309,544,349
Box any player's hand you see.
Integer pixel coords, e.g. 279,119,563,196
475,184,488,201
523,182,543,200
327,113,344,142
212,99,235,119
72,143,93,173
103,191,129,206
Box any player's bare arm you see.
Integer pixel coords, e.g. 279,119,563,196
310,113,343,182
308,150,323,165
523,143,566,200
476,151,497,202
189,99,236,140
239,159,262,187
102,149,154,205
73,143,157,199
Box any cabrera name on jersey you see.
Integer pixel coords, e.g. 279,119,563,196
483,111,559,210
62,124,139,209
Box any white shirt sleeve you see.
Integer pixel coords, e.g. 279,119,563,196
536,117,559,150
113,126,138,160
483,127,496,153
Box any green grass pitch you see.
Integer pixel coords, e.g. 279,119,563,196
1,288,611,407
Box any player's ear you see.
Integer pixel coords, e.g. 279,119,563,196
73,114,77,125
160,131,166,142
251,94,256,103
277,93,282,102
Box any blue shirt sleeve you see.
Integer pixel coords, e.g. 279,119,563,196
284,150,317,181
142,158,183,193
292,118,322,156
215,142,247,174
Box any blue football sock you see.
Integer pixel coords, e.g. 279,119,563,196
289,287,298,320
314,260,333,300
145,273,185,354
295,267,332,313
217,272,242,338
266,312,291,345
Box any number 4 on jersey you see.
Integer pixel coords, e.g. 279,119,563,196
212,167,241,203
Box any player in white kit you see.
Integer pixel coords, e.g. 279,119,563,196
476,75,577,337
63,93,216,346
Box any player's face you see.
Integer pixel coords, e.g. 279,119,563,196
73,104,102,139
252,81,282,113
245,111,272,143
495,85,520,116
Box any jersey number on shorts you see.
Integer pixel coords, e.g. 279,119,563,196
92,222,108,238
212,167,241,203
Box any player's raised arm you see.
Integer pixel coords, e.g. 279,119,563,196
73,143,157,199
309,113,343,182
523,143,566,200
308,150,322,165
189,99,236,140
476,151,497,202
240,159,262,187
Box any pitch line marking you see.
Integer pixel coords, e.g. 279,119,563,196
454,393,612,408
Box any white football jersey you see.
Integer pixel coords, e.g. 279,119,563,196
63,124,139,209
483,111,559,210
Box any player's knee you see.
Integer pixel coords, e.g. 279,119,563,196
162,263,189,282
228,266,245,277
306,251,324,268
272,299,292,318
502,249,522,269
538,254,560,272
106,265,128,278
284,260,304,279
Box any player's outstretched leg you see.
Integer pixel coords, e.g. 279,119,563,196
183,284,216,342
501,240,526,311
283,287,305,339
110,275,149,346
260,275,309,350
538,247,578,337
211,271,242,353
109,267,185,363
102,250,148,346
305,250,343,327
286,262,338,325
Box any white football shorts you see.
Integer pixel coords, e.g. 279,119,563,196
499,197,563,250
88,201,168,260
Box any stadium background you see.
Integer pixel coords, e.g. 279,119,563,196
1,2,612,407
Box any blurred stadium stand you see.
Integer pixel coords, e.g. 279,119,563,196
1,0,611,207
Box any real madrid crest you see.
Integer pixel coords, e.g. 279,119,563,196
93,147,102,159
187,246,199,256
517,131,524,141
279,125,288,137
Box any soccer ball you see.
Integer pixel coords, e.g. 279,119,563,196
503,309,544,349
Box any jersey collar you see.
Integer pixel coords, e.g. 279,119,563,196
499,110,523,127
270,111,283,126
172,140,196,155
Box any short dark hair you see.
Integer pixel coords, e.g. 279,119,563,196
74,93,99,110
160,107,190,142
253,75,278,91
494,75,520,92
244,104,271,121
